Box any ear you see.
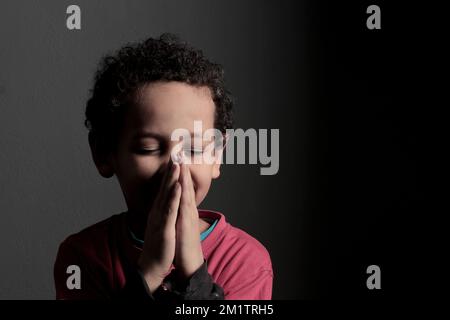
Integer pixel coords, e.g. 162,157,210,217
88,132,115,178
211,133,229,179
212,161,221,179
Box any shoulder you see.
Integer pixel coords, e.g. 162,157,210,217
200,210,272,272
208,217,274,298
56,213,124,258
53,213,126,299
223,224,272,270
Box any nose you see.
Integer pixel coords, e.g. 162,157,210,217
156,147,182,175
158,153,173,174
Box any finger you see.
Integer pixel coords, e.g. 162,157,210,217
185,164,196,206
178,162,185,199
153,157,173,205
179,163,192,209
179,161,195,207
186,166,199,221
162,157,175,190
160,161,180,208
165,182,181,227
158,157,179,207
146,161,174,225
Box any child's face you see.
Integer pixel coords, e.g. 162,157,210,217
108,81,222,215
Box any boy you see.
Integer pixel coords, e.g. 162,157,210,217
54,34,273,300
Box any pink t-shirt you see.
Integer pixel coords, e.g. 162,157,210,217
54,210,273,300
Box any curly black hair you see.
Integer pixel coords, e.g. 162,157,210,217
84,33,233,154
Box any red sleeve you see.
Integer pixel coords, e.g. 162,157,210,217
54,238,113,299
54,237,226,300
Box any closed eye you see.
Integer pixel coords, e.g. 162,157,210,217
135,148,160,155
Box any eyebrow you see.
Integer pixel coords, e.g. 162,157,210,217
132,132,164,140
132,131,203,140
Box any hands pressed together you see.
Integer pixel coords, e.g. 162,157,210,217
137,153,205,294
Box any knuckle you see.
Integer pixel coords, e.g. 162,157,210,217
166,205,175,216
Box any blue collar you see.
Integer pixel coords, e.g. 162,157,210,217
129,219,219,246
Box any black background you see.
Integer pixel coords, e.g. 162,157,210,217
306,0,437,298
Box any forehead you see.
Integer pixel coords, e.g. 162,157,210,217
123,81,215,140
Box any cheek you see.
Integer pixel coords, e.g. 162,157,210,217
131,158,166,194
118,154,160,181
134,158,161,177
116,155,162,197
190,165,214,205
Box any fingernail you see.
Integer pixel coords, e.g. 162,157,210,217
179,151,186,164
173,151,183,164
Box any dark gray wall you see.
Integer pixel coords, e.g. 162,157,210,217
0,0,309,299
